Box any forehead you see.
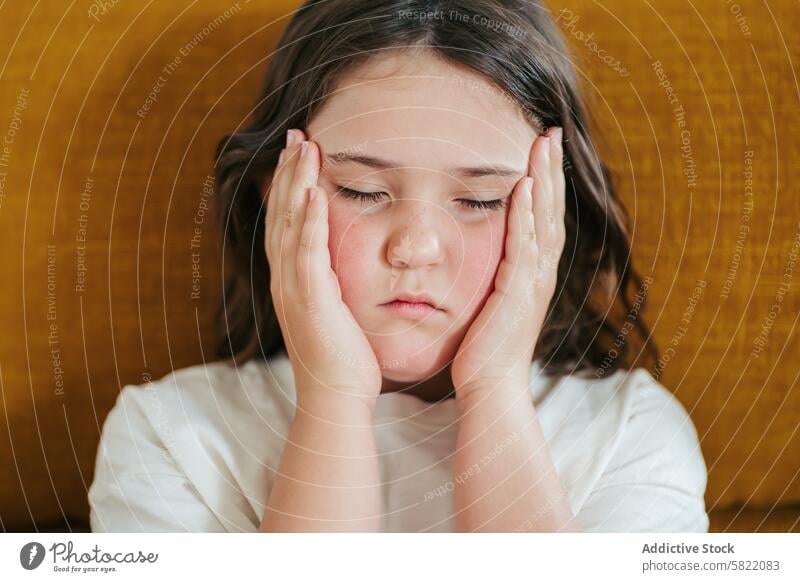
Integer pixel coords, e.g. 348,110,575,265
307,51,537,169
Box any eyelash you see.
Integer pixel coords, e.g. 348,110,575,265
335,186,508,211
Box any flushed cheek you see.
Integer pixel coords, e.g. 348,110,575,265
326,205,377,312
450,220,506,324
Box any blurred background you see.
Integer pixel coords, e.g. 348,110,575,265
0,0,797,532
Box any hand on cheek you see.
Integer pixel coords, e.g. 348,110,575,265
450,127,567,402
264,129,383,408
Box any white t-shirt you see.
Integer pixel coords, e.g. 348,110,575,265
88,352,709,533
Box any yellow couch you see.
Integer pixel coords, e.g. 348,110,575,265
1,0,797,532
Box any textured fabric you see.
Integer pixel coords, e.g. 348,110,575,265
2,0,798,532
88,354,709,532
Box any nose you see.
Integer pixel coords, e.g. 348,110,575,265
387,203,444,270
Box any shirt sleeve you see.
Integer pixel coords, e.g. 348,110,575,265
88,386,227,533
575,369,710,533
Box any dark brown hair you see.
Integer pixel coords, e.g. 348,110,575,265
213,0,659,377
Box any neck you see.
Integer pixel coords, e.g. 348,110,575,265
380,362,455,404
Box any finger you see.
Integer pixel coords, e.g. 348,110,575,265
548,128,568,298
268,130,305,315
297,185,330,299
549,127,566,234
489,174,534,305
269,128,306,254
267,129,302,228
531,134,555,247
506,175,535,267
266,131,297,254
281,139,320,267
264,148,287,232
546,127,566,284
264,150,287,273
530,133,559,289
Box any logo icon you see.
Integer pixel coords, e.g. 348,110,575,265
20,542,46,570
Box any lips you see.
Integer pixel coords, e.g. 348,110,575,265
381,299,440,320
382,292,442,310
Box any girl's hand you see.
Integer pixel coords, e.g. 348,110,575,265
264,128,383,408
451,127,566,402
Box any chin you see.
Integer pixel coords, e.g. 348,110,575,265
372,339,451,383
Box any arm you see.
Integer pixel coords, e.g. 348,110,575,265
449,128,575,531
258,389,381,532
453,380,581,532
260,130,384,532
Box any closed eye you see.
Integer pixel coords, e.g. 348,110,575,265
335,186,508,211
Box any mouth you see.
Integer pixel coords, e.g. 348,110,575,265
381,300,440,320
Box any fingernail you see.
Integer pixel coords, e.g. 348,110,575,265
278,149,285,165
524,177,533,195
553,127,563,147
286,129,298,148
300,141,309,158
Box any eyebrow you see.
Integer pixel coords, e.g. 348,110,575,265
324,152,522,178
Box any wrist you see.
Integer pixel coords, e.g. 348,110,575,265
454,375,533,418
295,385,377,422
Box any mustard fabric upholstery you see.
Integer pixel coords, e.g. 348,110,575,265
0,0,797,532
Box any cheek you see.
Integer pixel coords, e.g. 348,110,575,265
450,218,506,320
326,203,375,306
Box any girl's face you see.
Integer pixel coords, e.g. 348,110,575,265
306,50,537,385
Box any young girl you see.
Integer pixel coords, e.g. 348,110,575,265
88,0,709,532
